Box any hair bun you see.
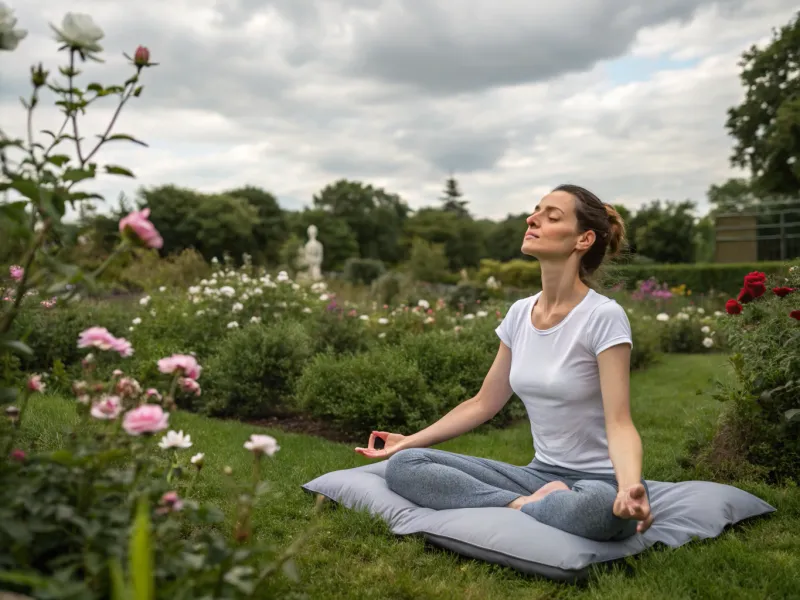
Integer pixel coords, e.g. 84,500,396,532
603,203,625,258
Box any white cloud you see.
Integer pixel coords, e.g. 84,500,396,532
1,0,797,223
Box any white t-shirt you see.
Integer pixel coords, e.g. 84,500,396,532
495,288,633,474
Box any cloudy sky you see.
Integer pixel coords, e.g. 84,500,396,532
2,0,797,221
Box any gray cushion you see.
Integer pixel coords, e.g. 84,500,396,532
301,461,776,582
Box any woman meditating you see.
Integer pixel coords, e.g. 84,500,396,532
355,184,653,542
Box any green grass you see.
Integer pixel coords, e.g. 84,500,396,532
20,354,800,599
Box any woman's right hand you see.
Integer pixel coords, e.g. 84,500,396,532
354,431,408,459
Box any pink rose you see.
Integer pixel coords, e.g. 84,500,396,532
115,377,142,398
133,45,150,67
157,490,183,514
77,327,134,358
157,354,201,380
90,395,123,420
179,377,201,396
145,388,162,402
9,265,23,281
122,404,169,436
119,208,163,250
111,336,134,357
10,449,26,462
27,374,45,393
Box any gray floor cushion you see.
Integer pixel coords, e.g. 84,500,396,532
301,461,776,582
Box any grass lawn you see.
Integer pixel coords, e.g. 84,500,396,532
20,353,800,599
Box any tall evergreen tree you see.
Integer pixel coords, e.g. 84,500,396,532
440,174,469,217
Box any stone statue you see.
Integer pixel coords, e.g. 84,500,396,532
303,224,323,281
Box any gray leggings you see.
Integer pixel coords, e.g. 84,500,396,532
385,448,649,542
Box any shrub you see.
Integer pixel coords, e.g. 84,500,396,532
689,264,800,483
478,258,790,296
295,347,439,436
305,306,373,355
408,238,450,283
628,316,662,371
115,247,210,292
370,271,414,306
445,282,490,311
398,331,527,428
343,258,386,285
200,321,313,418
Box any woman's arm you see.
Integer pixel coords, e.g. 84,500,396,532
597,343,642,488
401,342,514,449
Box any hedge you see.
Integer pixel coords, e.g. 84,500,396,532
477,259,794,296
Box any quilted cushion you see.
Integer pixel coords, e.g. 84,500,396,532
301,461,776,582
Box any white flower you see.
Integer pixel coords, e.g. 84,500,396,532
378,332,387,338
240,293,250,301
219,286,235,297
476,310,488,318
701,325,710,334
303,307,312,313
232,302,244,312
292,283,300,291
485,276,500,290
227,321,239,329
424,316,435,324
656,313,669,322
159,286,166,292
378,318,389,325
463,313,475,320
702,337,714,348
319,293,330,302
677,312,690,320
139,295,150,306
150,309,156,317
417,299,430,310
211,257,219,264
190,452,205,467
250,316,261,324
132,317,142,325
276,271,289,283
195,309,206,316
244,434,279,456
158,430,193,450
359,314,369,321
311,282,327,293
714,311,724,317
51,12,103,53
129,326,134,331
697,308,705,314
0,3,27,51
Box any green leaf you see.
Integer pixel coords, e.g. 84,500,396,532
133,86,144,97
105,165,136,178
786,408,800,423
68,191,105,203
0,201,30,226
109,558,132,600
104,133,148,147
47,154,71,167
9,177,39,201
63,168,95,183
2,339,33,356
0,137,23,149
0,519,33,545
130,497,154,600
87,82,103,94
0,387,18,403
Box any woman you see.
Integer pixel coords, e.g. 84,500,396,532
355,184,653,542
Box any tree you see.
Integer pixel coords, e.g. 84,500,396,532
312,179,410,264
402,208,485,271
440,175,469,217
706,178,761,215
725,11,800,198
225,186,288,265
482,213,530,263
627,200,697,263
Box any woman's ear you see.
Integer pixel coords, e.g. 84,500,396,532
575,229,596,252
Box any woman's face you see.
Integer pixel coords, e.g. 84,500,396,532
521,191,593,259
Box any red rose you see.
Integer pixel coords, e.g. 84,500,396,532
773,287,795,298
737,287,753,304
134,45,150,67
725,299,743,315
790,310,800,321
741,271,767,300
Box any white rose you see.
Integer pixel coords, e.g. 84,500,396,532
132,317,142,325
232,302,244,312
701,325,710,334
702,337,714,348
50,13,103,53
158,430,192,450
656,313,669,322
0,3,27,51
244,434,279,456
227,321,239,329
378,318,389,325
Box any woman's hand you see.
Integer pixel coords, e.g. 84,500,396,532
354,431,407,459
613,483,654,533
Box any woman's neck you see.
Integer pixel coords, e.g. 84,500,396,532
537,259,589,311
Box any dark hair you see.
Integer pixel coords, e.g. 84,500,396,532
551,184,626,283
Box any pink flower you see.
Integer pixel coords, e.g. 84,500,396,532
90,395,123,420
157,354,201,380
119,208,163,250
10,449,26,462
179,377,201,396
27,374,45,393
157,491,183,514
111,337,134,357
77,327,134,357
122,404,169,436
40,297,57,308
115,377,142,399
112,369,123,378
145,388,162,402
9,265,23,281
133,45,150,67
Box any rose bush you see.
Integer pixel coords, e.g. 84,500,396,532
686,264,800,483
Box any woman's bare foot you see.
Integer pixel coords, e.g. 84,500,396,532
506,481,570,510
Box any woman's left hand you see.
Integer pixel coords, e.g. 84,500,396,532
613,483,654,533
